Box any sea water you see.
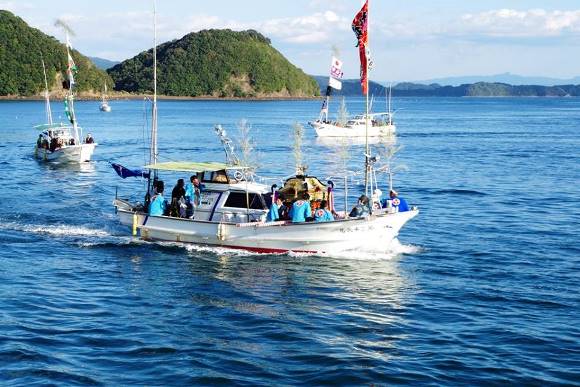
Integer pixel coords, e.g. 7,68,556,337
0,97,578,385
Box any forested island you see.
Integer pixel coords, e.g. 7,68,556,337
108,29,319,98
0,10,112,96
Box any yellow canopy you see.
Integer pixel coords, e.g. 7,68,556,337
143,161,248,172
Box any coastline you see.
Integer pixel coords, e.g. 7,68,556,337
0,93,321,102
1,93,576,101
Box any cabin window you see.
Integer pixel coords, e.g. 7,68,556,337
201,170,229,183
223,192,266,210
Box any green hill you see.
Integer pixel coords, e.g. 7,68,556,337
108,29,319,98
0,10,113,96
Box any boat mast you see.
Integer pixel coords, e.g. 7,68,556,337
41,57,53,125
64,29,80,144
388,83,393,125
364,0,371,196
150,0,159,179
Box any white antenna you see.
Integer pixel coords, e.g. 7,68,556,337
214,125,241,166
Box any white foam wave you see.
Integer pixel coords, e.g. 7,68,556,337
290,238,423,261
0,220,111,238
182,243,267,257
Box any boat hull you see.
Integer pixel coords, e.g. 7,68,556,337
114,199,417,253
34,143,97,163
311,121,396,137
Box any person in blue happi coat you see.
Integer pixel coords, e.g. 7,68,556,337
314,200,334,222
185,175,202,218
266,196,284,222
289,193,312,223
389,189,409,212
149,180,167,216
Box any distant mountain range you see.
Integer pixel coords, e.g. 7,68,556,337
88,56,120,70
312,76,389,97
409,73,580,87
313,76,580,97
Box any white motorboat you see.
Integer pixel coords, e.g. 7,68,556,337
113,157,417,254
309,1,396,138
100,83,111,112
34,123,96,162
112,0,418,254
311,112,395,137
34,28,97,163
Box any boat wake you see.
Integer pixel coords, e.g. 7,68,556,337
290,238,423,261
176,238,425,261
0,220,111,238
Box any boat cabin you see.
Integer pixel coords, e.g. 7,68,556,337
35,123,78,150
144,161,272,223
348,112,393,127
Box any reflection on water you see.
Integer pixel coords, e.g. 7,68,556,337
315,133,397,147
40,159,98,175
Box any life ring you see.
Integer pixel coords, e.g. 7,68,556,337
316,209,324,217
234,170,244,181
392,198,400,206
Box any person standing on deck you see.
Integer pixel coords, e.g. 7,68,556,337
149,181,166,216
388,189,409,212
349,195,371,218
266,197,283,222
289,193,312,223
185,175,202,218
314,200,334,222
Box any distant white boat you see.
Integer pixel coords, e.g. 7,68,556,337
100,83,111,112
309,11,396,138
311,112,396,137
34,51,96,163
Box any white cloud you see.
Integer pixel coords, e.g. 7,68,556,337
460,9,580,38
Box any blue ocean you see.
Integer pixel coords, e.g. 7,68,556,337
0,97,578,385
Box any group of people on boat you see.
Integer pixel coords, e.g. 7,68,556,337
148,175,202,218
36,131,94,152
266,192,335,223
265,187,409,224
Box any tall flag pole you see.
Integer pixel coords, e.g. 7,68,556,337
151,0,159,180
319,56,343,122
352,0,370,194
61,26,80,144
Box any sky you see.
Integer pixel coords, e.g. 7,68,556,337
2,0,580,82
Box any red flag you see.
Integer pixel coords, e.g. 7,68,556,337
352,1,368,47
352,1,369,95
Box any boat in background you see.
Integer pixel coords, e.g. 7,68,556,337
99,83,111,112
312,112,396,137
309,4,396,138
34,25,97,163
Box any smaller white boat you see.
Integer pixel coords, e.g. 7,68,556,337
99,83,111,112
311,112,395,137
34,123,96,163
34,28,97,163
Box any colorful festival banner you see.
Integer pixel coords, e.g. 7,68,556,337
352,0,369,94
